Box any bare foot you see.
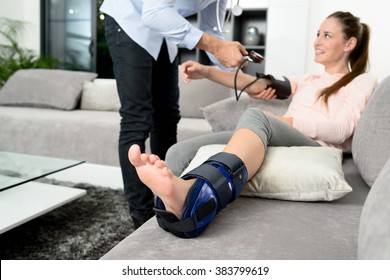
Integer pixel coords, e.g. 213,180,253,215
128,144,193,218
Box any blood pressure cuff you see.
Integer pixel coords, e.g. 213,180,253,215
153,152,248,238
256,73,291,99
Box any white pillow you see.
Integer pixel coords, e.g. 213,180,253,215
80,79,120,111
182,144,352,201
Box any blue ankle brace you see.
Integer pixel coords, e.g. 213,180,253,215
154,152,248,238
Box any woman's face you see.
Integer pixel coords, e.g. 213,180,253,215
314,17,352,70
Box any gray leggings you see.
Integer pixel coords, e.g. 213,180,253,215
166,108,320,176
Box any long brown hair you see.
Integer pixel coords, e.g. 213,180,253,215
319,11,370,104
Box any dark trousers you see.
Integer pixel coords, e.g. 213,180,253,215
104,15,181,222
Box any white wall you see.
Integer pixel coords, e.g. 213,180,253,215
265,0,309,76
0,0,41,54
1,0,389,81
305,0,390,82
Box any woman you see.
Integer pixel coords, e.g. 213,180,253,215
128,11,378,238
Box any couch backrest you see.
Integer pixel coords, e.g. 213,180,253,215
178,66,231,119
352,75,390,187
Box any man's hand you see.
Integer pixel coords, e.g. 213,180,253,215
213,40,247,68
196,33,247,68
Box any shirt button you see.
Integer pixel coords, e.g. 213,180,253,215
118,28,121,32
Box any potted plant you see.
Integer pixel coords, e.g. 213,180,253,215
0,17,61,87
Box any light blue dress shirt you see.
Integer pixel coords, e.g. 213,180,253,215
100,0,227,64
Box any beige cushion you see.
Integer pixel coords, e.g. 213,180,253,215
0,69,97,110
80,79,120,111
182,144,352,201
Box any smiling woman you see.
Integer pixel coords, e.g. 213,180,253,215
314,11,370,103
128,11,378,239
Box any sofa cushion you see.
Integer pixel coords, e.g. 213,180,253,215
0,106,120,166
201,94,290,132
101,157,368,260
352,75,390,187
182,144,352,201
179,71,231,118
0,69,97,110
358,158,390,259
80,78,120,111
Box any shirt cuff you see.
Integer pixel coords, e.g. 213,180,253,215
181,26,203,50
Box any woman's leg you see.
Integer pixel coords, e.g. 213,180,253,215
129,108,319,219
223,128,266,178
129,144,193,218
165,131,233,176
128,128,260,220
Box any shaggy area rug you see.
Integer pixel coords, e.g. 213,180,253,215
0,180,134,260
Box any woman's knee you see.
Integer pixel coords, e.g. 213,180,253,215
165,132,233,176
240,108,268,123
236,108,270,144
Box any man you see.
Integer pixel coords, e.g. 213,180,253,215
100,0,247,228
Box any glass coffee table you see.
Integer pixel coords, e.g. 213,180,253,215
0,151,87,234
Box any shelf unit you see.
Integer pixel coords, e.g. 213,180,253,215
232,8,267,74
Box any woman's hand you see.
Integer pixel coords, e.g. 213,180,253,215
248,87,277,101
180,60,210,83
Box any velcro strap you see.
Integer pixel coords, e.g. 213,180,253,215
182,164,232,209
153,198,216,238
206,152,244,173
205,153,247,199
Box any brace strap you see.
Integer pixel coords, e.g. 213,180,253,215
154,198,216,238
182,152,247,208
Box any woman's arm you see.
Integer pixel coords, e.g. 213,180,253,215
180,60,274,99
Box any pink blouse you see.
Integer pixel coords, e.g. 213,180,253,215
284,72,378,151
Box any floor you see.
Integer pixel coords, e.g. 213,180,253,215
0,162,123,234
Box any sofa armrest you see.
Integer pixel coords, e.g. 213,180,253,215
358,157,390,259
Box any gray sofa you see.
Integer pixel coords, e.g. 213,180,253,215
101,75,390,260
1,68,389,259
0,68,230,166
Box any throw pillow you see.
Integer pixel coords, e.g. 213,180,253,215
201,94,290,132
80,78,120,111
179,67,231,118
0,69,97,110
182,144,352,201
352,75,390,187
